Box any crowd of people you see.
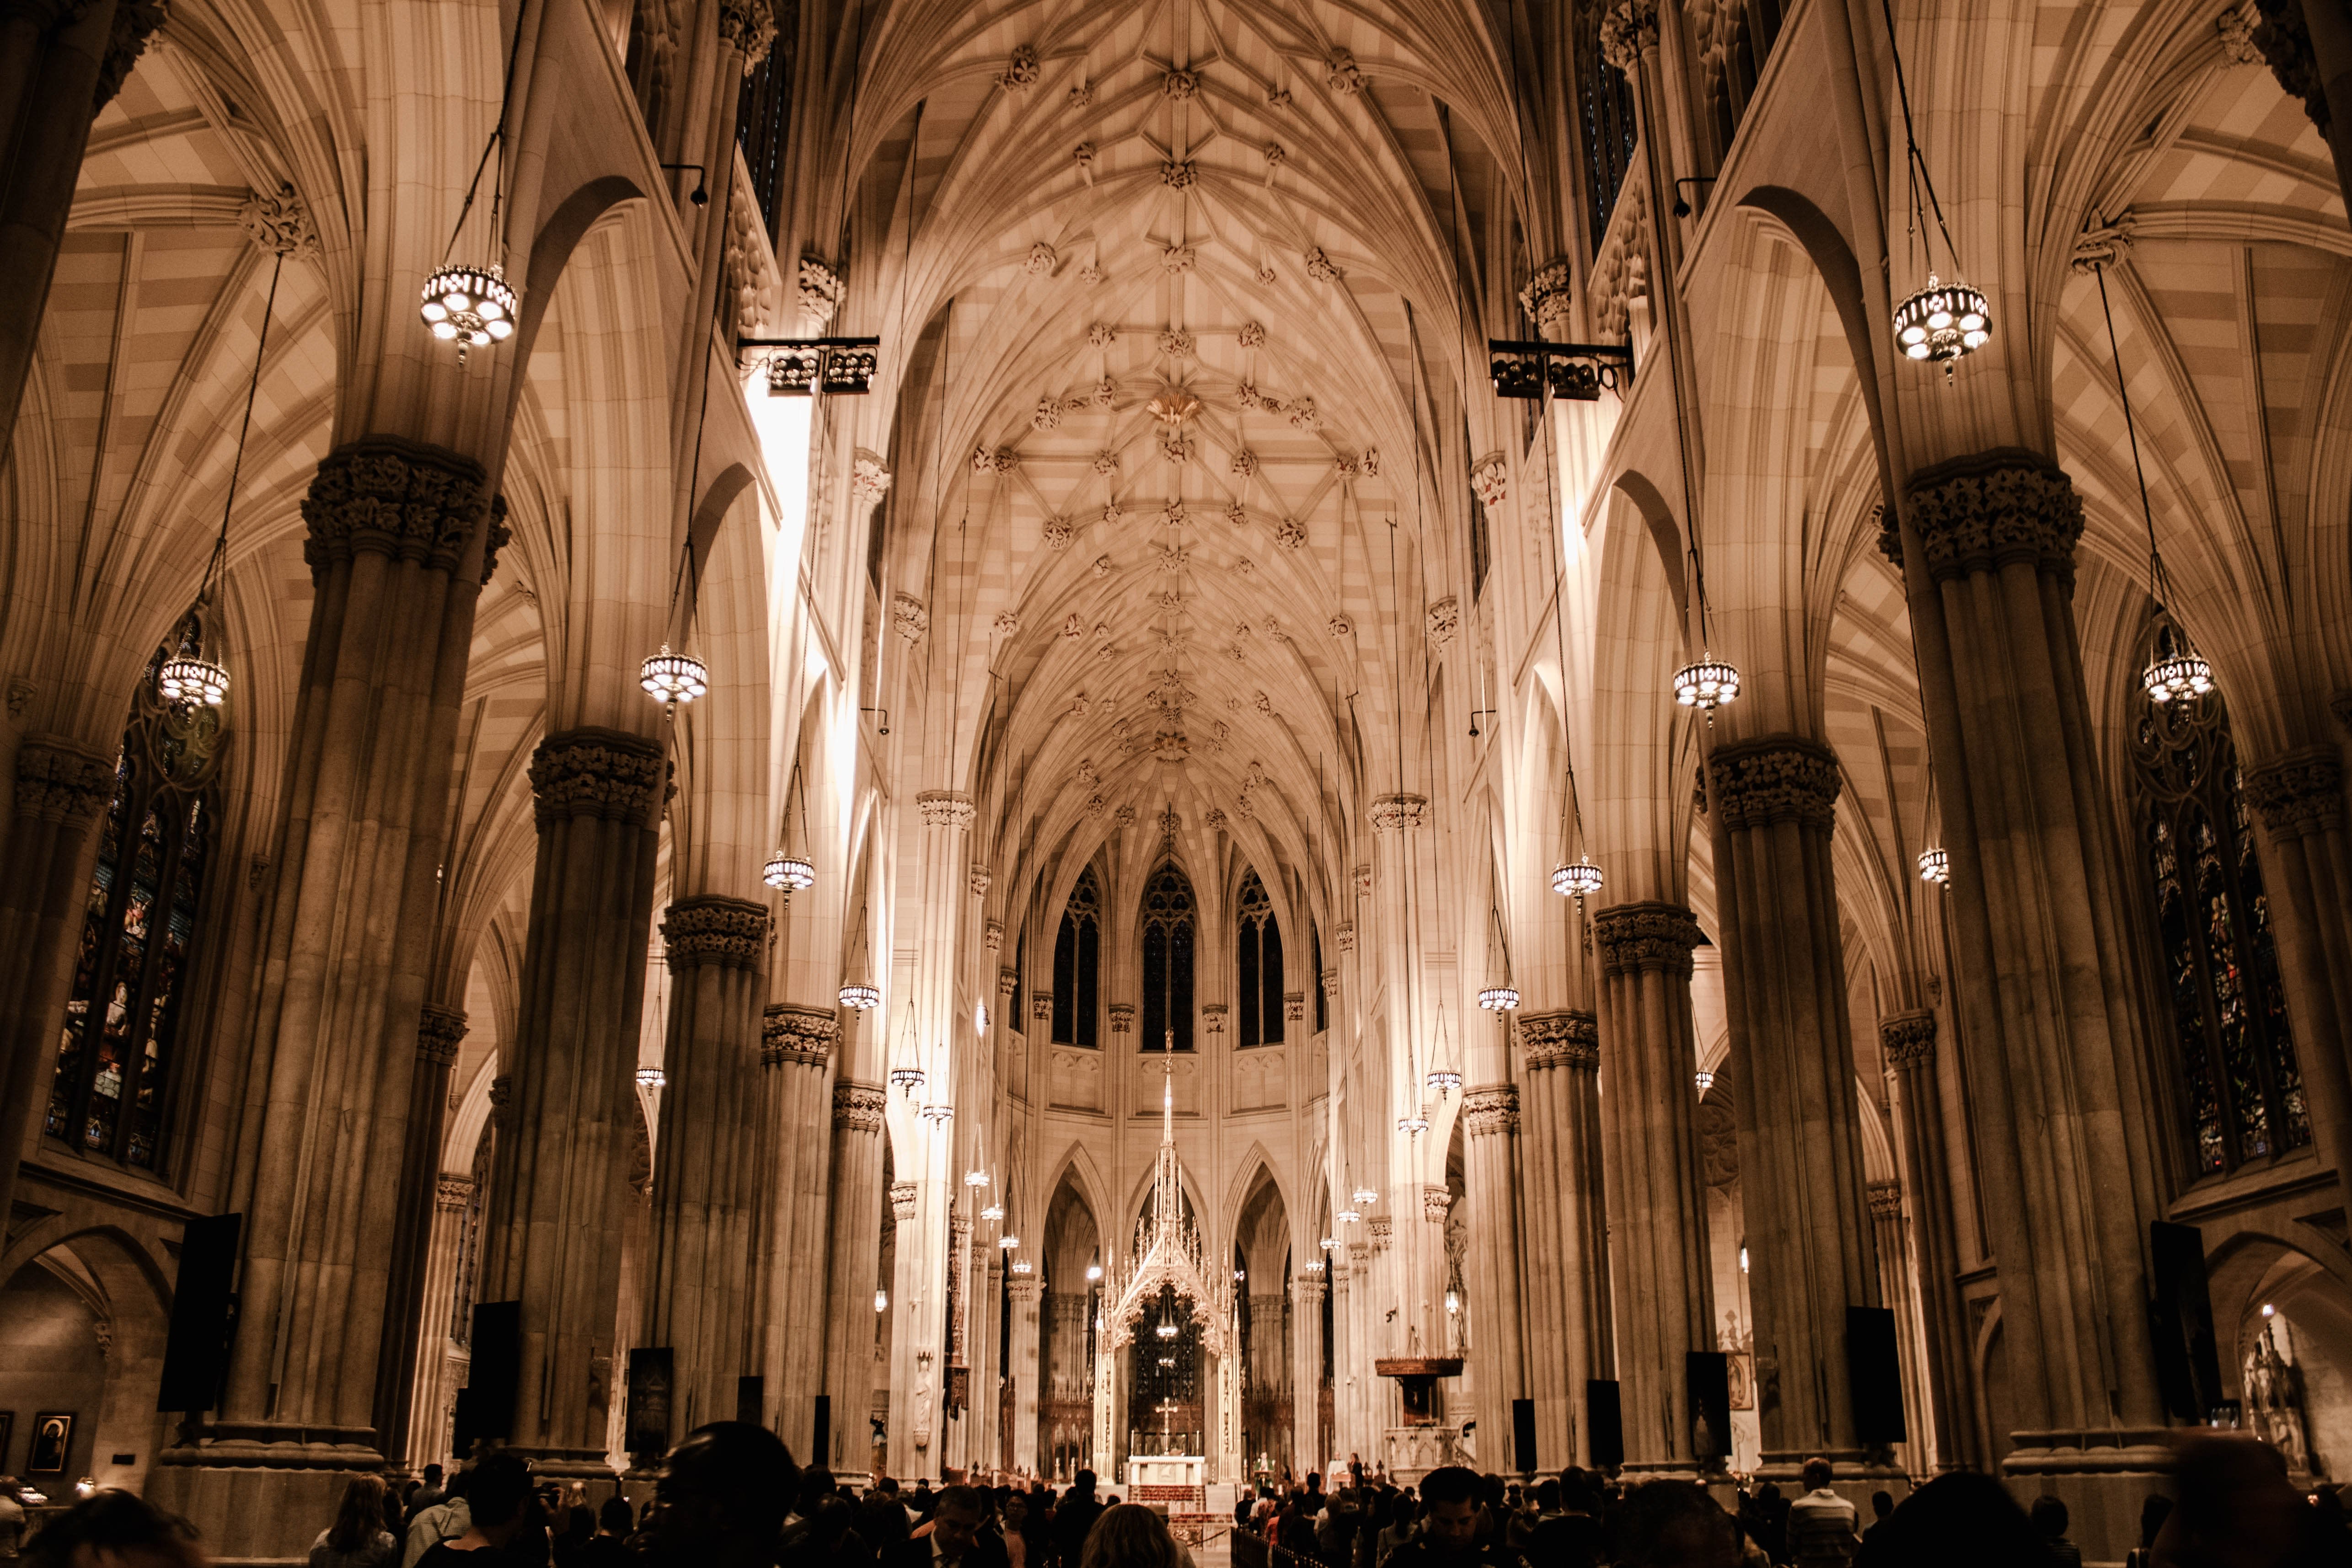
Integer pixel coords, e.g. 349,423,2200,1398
2,1432,2347,1568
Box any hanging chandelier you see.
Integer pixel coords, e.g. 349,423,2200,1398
1336,1206,1361,1225
998,1234,1020,1251
1673,653,1741,716
1478,984,1521,1011
641,644,709,712
1892,274,1990,369
965,1169,991,1188
1351,1185,1377,1206
1397,1110,1430,1137
840,980,881,1010
919,1102,954,1126
889,1064,926,1096
1917,846,1950,884
635,1065,666,1090
1156,1321,1179,1340
2143,622,2214,705
420,263,518,359
1695,1069,1715,1092
157,649,231,712
763,851,815,890
1012,1259,1034,1274
1425,1066,1463,1098
1553,855,1604,903
980,1203,1003,1221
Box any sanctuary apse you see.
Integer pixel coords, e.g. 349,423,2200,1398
1,0,2351,1561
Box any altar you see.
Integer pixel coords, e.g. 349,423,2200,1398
1126,1454,1206,1491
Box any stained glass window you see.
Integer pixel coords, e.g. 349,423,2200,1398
2131,669,2307,1176
1237,869,1285,1048
1141,866,1196,1053
1574,0,1640,260
46,616,226,1172
1052,867,1101,1047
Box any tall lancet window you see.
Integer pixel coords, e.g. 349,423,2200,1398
1053,867,1102,1047
47,619,225,1171
2131,671,2308,1175
1141,865,1196,1052
1237,869,1285,1047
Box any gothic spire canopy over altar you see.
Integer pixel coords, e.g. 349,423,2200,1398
1102,1060,1231,1354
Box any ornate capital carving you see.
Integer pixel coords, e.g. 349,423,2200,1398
716,0,777,69
417,1005,468,1067
1518,260,1576,339
1201,1003,1228,1034
832,1080,887,1131
2247,0,2327,135
238,182,317,257
889,1180,918,1221
1369,793,1428,831
917,790,975,828
662,895,769,970
300,438,493,576
1599,0,1660,70
1520,1009,1600,1070
1426,599,1460,649
1591,902,1704,978
1462,1084,1521,1137
13,736,115,826
1108,1003,1136,1034
894,593,929,642
1007,1278,1042,1303
1334,923,1356,953
1293,1278,1327,1306
970,863,992,897
1032,993,1054,1022
1898,449,2084,584
1283,991,1305,1022
762,1002,837,1067
998,964,1018,995
1367,1216,1392,1248
434,1175,475,1211
95,0,168,112
987,921,1006,953
530,728,665,827
2243,745,2343,837
1866,1178,1903,1219
1707,735,1841,833
1421,1185,1455,1222
1880,1009,1937,1068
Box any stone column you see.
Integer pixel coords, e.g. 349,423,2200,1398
1887,452,2170,1505
1592,902,1711,1475
1880,1011,1982,1470
1865,1179,1929,1475
1334,1251,1362,1463
818,1080,888,1476
406,1172,476,1470
0,738,114,1227
2239,748,2352,1231
480,726,666,1473
756,1003,839,1456
151,441,503,1555
1459,1084,1524,1467
1517,1009,1610,1468
376,1006,470,1466
643,895,769,1434
1705,736,1880,1473
0,0,163,446
1008,1277,1043,1473
1292,1275,1326,1475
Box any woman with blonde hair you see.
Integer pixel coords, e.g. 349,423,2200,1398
312,1475,398,1568
1077,1503,1194,1568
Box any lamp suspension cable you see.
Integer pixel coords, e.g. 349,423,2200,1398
159,252,284,712
419,13,525,362
2093,259,2214,706
1879,0,1991,374
766,761,818,890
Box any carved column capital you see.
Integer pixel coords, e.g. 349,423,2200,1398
1367,1216,1393,1251
529,728,666,827
1879,1009,1938,1068
917,790,975,827
1293,1278,1327,1306
970,863,993,897
1334,923,1356,953
1866,1178,1904,1219
1591,902,1704,979
1517,261,1576,339
238,182,318,258
1108,1003,1136,1034
300,438,493,576
2243,745,2344,838
832,1080,887,1131
661,895,769,970
889,1180,918,1221
1598,0,1660,69
1462,1084,1521,1136
94,0,167,112
1707,735,1841,833
417,1005,468,1067
1421,1185,1455,1222
715,0,777,70
1007,1278,1043,1304
1520,1009,1600,1070
13,736,115,826
434,1174,475,1211
1368,793,1429,831
762,1002,837,1067
1896,448,2084,584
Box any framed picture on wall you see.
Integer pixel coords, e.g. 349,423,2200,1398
27,1412,73,1475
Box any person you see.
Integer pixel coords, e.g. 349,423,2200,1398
1604,1482,1743,1568
998,1494,1029,1568
1861,1492,1891,1547
1375,1490,1417,1563
1741,1483,1787,1564
635,1423,799,1568
909,1482,938,1525
889,1485,1005,1568
2028,1496,2081,1568
1784,1460,1859,1568
547,1506,595,1568
562,1500,632,1568
1050,1472,1104,1568
2148,1432,2337,1568
313,1477,399,1568
780,1498,870,1568
1075,1504,1182,1568
1316,1490,1361,1567
1521,1473,1601,1568
0,1478,27,1562
1375,1467,1520,1567
413,1454,539,1568
2123,1494,2171,1568
403,1469,472,1568
1852,1473,2053,1568
857,1493,912,1561
23,1491,207,1568
1233,1490,1254,1533
407,1469,448,1524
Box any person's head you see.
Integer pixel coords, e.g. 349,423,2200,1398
877,1477,899,1497
854,1494,909,1552
23,1490,206,1568
1561,1471,1597,1514
2165,1432,2310,1567
1607,1481,1741,1568
796,1467,836,1519
1002,1493,1028,1529
463,1454,536,1543
2028,1495,2068,1539
1859,1473,2054,1568
1073,1468,1098,1497
928,1486,985,1561
1389,1490,1416,1528
1870,1489,1893,1522
1801,1458,1833,1493
1077,1503,1181,1568
1418,1467,1482,1554
642,1422,799,1567
0,1477,21,1504
558,1506,594,1543
423,1464,444,1485
326,1476,388,1553
442,1467,471,1502
1534,1480,1561,1513
598,1497,634,1537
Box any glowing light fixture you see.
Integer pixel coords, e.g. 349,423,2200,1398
1351,1186,1377,1206
918,1102,953,1126
889,1064,925,1096
840,980,881,1010
999,1234,1020,1251
640,645,709,711
2143,622,2214,706
1553,856,1604,904
980,1204,1004,1222
635,1065,666,1090
1425,1067,1463,1099
1695,1069,1715,1092
1444,1290,1460,1316
1892,274,1991,368
1672,653,1741,718
1478,985,1521,1011
1156,1320,1179,1340
965,1169,991,1188
1336,1207,1361,1225
420,263,517,359
763,851,814,891
1397,1111,1430,1137
875,1289,889,1312
1086,1262,1103,1282
1917,847,1950,885
1012,1259,1034,1274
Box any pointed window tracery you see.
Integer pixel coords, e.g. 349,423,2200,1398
2130,667,2307,1175
1237,868,1285,1047
46,616,226,1171
1053,867,1102,1047
1141,865,1195,1052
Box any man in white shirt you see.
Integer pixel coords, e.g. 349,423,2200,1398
1784,1458,1860,1567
